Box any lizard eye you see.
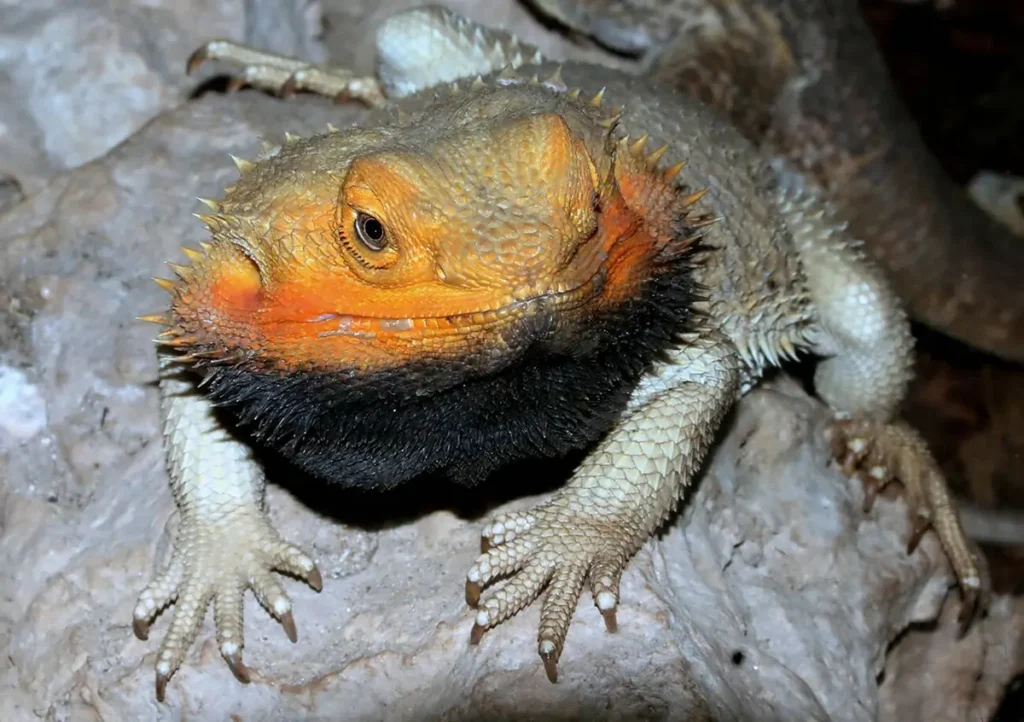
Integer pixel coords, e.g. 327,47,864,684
354,212,387,251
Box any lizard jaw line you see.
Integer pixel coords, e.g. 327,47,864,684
307,275,607,339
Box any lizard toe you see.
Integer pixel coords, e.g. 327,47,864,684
248,568,299,640
470,555,555,646
479,509,538,552
268,537,323,590
211,578,248,674
538,562,588,682
466,536,537,605
588,554,626,632
153,575,211,701
133,550,185,641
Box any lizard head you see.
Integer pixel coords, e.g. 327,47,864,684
151,82,709,488
160,111,683,375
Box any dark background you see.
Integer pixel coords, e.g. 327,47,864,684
859,2,1024,717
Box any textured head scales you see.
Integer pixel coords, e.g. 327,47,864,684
149,81,709,489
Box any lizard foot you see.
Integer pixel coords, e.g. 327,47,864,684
465,499,632,682
826,417,986,633
186,40,386,107
133,510,322,701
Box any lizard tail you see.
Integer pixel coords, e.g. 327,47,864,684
650,0,1024,361
755,0,1024,362
821,117,1024,362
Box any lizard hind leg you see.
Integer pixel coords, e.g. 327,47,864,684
774,161,986,631
186,39,386,107
186,7,547,109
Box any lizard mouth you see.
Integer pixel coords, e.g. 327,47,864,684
147,238,613,375
306,271,606,339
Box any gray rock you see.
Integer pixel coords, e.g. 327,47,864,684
1,2,1020,721
0,0,324,197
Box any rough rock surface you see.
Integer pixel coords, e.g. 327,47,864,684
0,1,323,198
1,1,1021,721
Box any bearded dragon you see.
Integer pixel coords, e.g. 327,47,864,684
525,0,1024,362
133,4,983,700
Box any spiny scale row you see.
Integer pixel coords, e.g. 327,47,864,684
449,10,544,69
735,330,804,372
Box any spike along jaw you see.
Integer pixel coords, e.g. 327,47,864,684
599,126,715,288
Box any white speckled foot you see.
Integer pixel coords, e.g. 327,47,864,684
465,493,633,683
465,335,739,683
826,417,986,632
133,510,322,701
186,39,386,107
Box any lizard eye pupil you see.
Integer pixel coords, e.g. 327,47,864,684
354,213,387,251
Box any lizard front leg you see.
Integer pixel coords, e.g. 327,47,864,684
187,6,545,106
775,162,985,629
466,332,740,681
133,353,322,700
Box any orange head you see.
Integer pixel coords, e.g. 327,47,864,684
158,104,699,376
149,82,709,489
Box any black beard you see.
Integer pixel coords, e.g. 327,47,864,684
192,243,705,491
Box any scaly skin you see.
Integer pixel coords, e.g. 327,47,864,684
136,5,982,698
525,0,1024,361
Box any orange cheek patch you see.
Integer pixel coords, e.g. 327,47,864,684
169,243,263,327
592,186,658,306
229,260,514,373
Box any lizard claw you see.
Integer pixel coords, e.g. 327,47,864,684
305,567,324,592
133,510,320,701
279,72,301,98
907,513,931,555
600,607,618,633
279,610,298,643
155,669,169,703
224,650,251,685
465,579,482,607
465,500,632,682
957,585,983,638
540,643,560,683
133,615,152,641
185,44,211,75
